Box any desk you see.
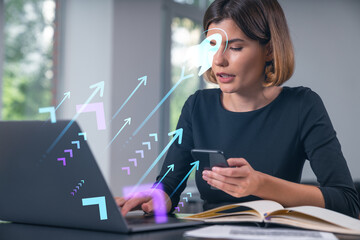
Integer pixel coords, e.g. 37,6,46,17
0,222,359,240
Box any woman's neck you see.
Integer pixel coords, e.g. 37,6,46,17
221,86,282,113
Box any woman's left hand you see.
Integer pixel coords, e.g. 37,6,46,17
202,158,263,198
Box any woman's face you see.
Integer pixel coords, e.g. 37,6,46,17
208,19,271,94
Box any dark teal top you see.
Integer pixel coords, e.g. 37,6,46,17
155,86,360,218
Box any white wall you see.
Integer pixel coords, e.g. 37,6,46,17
60,0,113,182
279,0,360,181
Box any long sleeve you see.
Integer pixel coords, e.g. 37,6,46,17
153,91,199,212
300,88,360,218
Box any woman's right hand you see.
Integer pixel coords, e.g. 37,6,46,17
115,189,172,216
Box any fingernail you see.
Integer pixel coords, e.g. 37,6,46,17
203,175,208,180
212,167,218,171
203,171,208,176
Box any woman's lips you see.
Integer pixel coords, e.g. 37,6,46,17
216,73,235,83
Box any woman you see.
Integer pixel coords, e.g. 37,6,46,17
117,0,360,218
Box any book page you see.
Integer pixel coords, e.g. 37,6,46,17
183,200,283,221
284,206,360,231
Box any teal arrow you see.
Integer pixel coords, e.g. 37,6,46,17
168,160,199,199
132,67,193,137
152,164,174,191
130,128,183,195
55,91,71,111
112,76,147,120
46,81,104,154
106,117,131,148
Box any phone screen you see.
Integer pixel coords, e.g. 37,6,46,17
191,149,230,190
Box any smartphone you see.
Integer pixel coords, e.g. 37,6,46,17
191,149,229,169
191,149,229,190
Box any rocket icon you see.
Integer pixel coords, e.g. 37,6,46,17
186,33,222,76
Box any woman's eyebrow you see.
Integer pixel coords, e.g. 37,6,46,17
227,38,245,44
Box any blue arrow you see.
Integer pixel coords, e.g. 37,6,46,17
132,67,193,137
130,128,183,195
106,117,131,149
112,76,147,121
168,161,199,200
152,164,174,192
55,91,71,111
46,81,104,154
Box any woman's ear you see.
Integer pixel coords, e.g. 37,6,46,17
265,42,273,62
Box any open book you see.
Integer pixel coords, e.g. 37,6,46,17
182,200,360,235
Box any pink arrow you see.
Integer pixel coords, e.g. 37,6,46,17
135,150,144,158
71,141,80,149
179,202,184,207
73,189,77,193
122,167,130,175
57,158,66,166
128,158,137,167
175,207,180,212
76,102,106,130
71,192,75,196
64,149,73,158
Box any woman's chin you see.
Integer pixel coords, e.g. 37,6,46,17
219,85,238,93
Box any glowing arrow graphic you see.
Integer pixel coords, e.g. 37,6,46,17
152,164,174,192
46,81,104,154
132,67,193,137
78,132,87,141
55,91,71,111
57,157,66,166
82,196,108,220
149,133,158,142
39,107,56,123
122,167,130,175
168,160,199,199
106,117,131,149
142,141,151,150
130,128,183,195
112,76,147,120
71,140,80,149
135,150,144,158
76,102,106,130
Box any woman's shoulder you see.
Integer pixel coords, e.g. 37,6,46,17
282,86,322,103
186,88,220,105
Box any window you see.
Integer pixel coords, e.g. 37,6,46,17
2,0,56,120
170,17,202,131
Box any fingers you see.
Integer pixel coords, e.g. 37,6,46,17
227,158,248,167
114,197,126,207
203,170,239,185
211,165,251,178
203,174,246,197
120,195,152,216
141,199,154,213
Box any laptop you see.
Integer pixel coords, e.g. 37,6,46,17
0,120,202,233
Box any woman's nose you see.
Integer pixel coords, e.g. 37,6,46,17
212,47,228,67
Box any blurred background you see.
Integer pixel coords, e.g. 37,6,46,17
0,0,359,211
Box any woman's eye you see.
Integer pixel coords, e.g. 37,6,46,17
230,47,243,51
